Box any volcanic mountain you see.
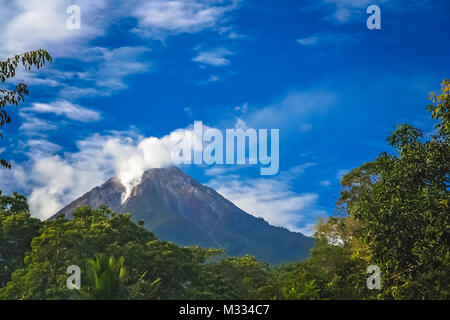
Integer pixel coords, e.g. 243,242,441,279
52,167,314,265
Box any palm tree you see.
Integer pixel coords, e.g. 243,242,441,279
80,254,126,300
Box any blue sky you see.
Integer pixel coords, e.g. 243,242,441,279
0,0,449,235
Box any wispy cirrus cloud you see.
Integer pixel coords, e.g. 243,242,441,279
207,165,327,235
22,139,62,154
314,0,386,23
0,0,239,101
312,0,443,24
18,115,57,135
0,0,240,57
85,46,152,92
23,100,101,122
131,0,240,38
244,89,337,131
320,180,331,187
297,31,358,47
193,47,234,67
7,46,152,101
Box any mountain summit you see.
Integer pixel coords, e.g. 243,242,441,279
53,167,314,264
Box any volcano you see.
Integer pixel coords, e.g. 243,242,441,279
52,166,314,265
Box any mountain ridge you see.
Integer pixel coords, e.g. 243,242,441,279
52,166,314,265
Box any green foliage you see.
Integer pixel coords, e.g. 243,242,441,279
128,271,161,300
106,240,218,299
263,79,450,301
427,79,450,138
79,254,127,300
336,79,450,299
0,191,42,287
201,255,272,300
0,204,268,300
261,237,373,300
281,280,321,300
0,205,156,299
0,49,52,169
0,191,29,213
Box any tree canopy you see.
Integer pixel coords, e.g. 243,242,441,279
335,79,450,299
0,49,52,168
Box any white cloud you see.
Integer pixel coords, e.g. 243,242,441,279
91,46,152,91
23,139,62,154
131,0,239,37
193,48,234,67
0,124,203,219
58,86,101,99
316,0,435,24
0,0,239,57
234,102,248,113
0,164,28,195
24,100,101,122
319,0,386,23
198,74,222,85
0,0,237,101
297,36,320,46
233,118,248,130
285,162,317,177
297,32,357,47
8,68,61,87
27,155,79,218
204,165,239,176
207,75,220,82
320,180,331,187
297,223,318,237
0,0,240,57
245,89,337,130
208,174,327,235
0,136,115,219
0,0,108,57
49,46,152,96
113,129,198,200
227,31,245,39
19,113,57,134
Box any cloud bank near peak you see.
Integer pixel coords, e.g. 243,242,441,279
0,126,198,219
207,170,327,236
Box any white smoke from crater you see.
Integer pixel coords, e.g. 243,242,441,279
113,127,199,202
0,126,198,219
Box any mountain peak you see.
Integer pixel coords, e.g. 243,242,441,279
101,176,126,191
140,166,195,186
124,166,205,202
143,166,184,176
